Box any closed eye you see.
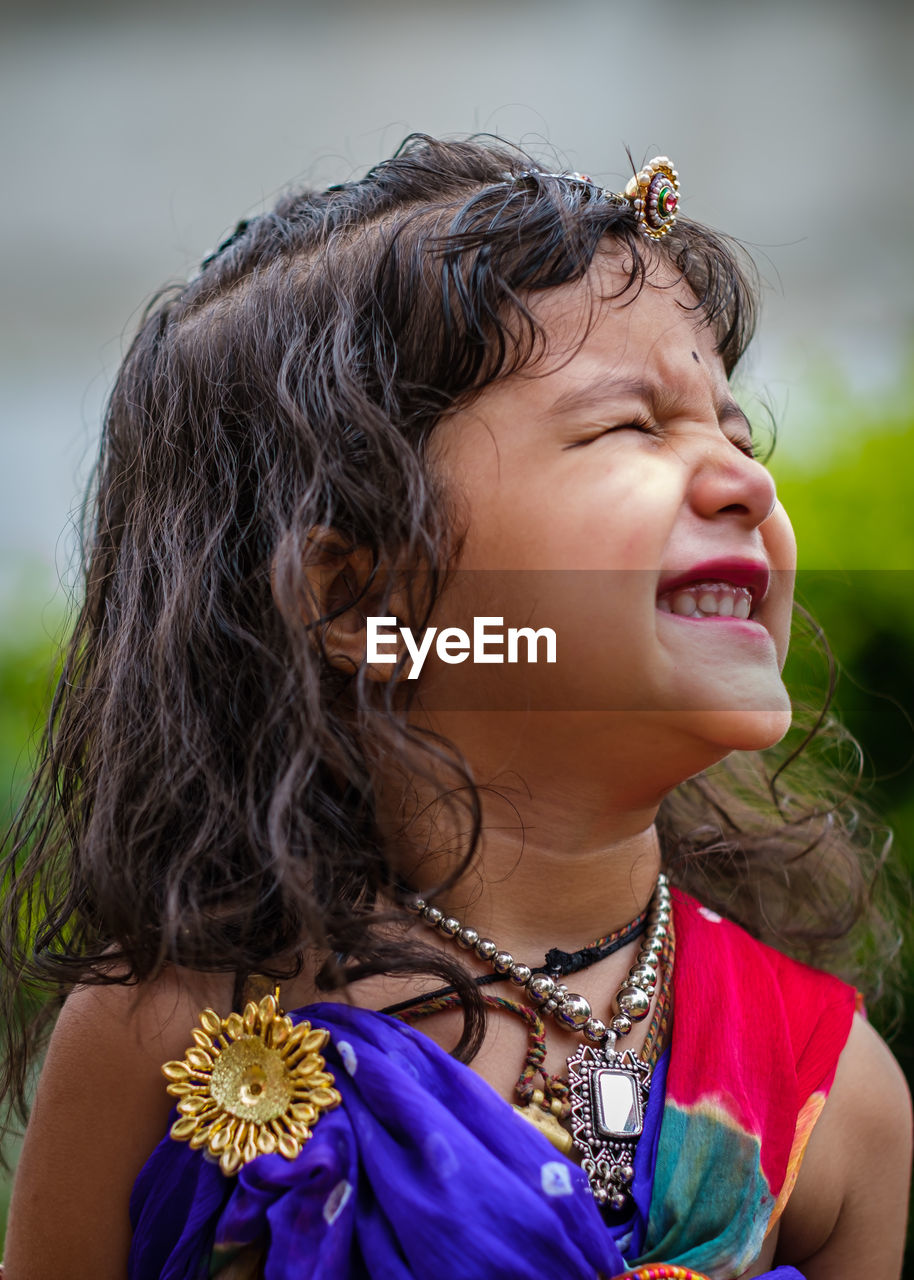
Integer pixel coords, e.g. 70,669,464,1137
563,418,759,458
563,416,658,450
729,436,758,460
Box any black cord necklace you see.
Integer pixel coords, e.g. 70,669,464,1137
380,906,648,1017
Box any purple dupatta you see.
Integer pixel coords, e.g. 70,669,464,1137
130,1001,667,1279
130,894,854,1278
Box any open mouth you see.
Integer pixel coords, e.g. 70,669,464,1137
655,559,769,623
656,580,754,620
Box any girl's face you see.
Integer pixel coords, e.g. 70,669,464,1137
420,248,797,760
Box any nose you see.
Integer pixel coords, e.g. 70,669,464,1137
687,436,777,529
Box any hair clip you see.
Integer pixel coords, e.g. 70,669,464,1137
502,155,680,240
187,218,257,283
506,168,600,190
622,157,680,239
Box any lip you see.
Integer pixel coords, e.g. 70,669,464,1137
656,557,770,611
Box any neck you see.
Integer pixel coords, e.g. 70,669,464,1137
384,716,666,959
422,823,662,962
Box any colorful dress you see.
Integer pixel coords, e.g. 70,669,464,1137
129,890,857,1279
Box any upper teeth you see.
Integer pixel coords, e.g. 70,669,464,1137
657,580,752,620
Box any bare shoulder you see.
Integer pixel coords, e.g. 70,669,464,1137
3,967,236,1280
57,965,237,1067
777,1012,912,1279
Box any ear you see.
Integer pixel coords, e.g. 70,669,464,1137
271,526,407,682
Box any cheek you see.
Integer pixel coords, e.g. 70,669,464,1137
768,501,798,569
456,468,679,574
417,566,662,714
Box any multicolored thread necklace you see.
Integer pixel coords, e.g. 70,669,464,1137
396,874,673,1209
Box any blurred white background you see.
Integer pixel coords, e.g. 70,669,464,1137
2,0,912,630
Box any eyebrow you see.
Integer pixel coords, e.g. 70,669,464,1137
544,373,752,435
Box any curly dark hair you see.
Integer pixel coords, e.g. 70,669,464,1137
0,133,896,1130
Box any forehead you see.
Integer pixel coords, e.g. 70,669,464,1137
442,247,732,435
422,250,744,497
529,247,725,388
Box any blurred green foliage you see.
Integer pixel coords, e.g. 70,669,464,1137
1,590,68,833
0,390,912,1261
773,405,914,891
773,397,914,1272
0,580,69,1255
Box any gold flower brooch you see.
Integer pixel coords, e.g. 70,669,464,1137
163,992,341,1176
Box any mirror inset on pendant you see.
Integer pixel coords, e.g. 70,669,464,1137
591,1068,643,1140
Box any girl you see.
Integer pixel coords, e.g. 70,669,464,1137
0,135,910,1280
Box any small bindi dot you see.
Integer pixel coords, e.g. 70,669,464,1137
691,350,701,364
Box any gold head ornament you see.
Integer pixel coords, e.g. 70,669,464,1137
621,156,681,239
505,153,680,241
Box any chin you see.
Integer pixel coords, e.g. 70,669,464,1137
679,704,793,753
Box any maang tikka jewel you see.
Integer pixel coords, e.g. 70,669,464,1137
507,155,680,241
404,873,672,1210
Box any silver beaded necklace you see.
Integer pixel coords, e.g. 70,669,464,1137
405,873,672,1209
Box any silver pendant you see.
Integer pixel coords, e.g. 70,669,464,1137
566,1039,652,1209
